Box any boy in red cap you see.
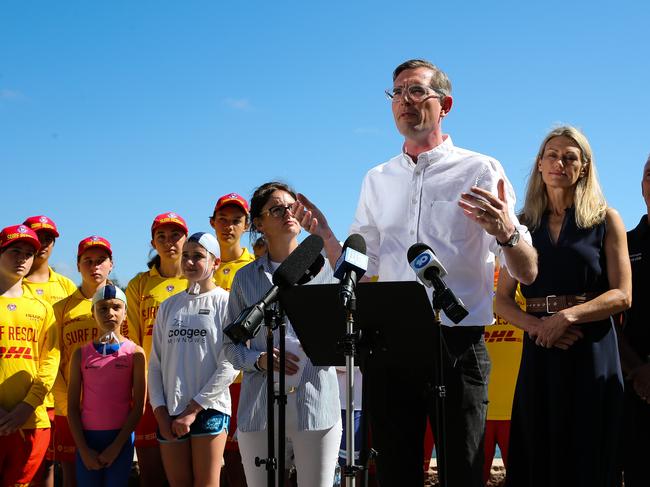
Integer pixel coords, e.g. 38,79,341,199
22,215,77,487
23,216,77,303
209,193,254,486
0,225,60,486
210,193,255,292
52,236,114,487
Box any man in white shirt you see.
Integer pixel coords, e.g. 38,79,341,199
296,59,537,486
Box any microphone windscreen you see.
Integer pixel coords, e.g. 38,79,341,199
342,233,366,255
296,253,325,285
407,242,431,263
273,234,324,287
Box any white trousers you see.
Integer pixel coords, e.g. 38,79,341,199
238,394,342,487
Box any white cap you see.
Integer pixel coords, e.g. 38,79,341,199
188,232,220,258
92,284,127,307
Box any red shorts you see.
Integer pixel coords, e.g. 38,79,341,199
45,408,56,462
483,420,511,482
423,418,435,471
53,415,76,463
225,382,241,451
0,428,50,487
135,402,159,448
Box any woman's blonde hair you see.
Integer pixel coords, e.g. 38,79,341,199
520,126,607,231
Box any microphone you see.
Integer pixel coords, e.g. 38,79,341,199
334,234,368,308
407,244,448,284
272,235,325,287
407,243,468,324
296,253,325,285
224,235,325,343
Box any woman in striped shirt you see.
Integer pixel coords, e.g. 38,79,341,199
224,181,341,487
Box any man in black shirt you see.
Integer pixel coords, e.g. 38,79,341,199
617,155,650,487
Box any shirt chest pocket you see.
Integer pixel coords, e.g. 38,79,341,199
422,200,474,243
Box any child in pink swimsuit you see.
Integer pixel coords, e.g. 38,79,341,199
67,285,146,487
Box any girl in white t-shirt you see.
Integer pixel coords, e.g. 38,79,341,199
148,232,237,487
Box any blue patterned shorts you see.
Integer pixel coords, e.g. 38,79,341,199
157,408,230,443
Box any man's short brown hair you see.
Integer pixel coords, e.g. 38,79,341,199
392,59,452,97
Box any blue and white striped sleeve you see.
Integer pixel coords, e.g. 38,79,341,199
223,271,263,372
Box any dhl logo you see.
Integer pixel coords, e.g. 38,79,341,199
484,329,522,343
0,346,33,359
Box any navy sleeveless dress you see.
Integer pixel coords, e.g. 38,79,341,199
505,208,623,487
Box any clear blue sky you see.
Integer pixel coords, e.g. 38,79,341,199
2,0,649,284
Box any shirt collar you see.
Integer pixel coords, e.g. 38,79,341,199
254,253,271,271
255,253,277,286
234,247,253,263
35,266,58,283
401,135,454,170
24,266,57,284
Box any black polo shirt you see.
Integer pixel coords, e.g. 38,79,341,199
624,215,650,359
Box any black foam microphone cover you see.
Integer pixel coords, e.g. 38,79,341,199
272,234,324,287
296,253,325,285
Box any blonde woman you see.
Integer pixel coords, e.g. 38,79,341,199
496,126,631,487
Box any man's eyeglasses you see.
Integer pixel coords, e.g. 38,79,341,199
385,84,443,103
261,204,294,219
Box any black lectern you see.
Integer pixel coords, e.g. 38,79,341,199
279,281,442,486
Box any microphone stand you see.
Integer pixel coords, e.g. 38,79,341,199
358,362,375,487
254,302,287,487
430,292,448,487
341,292,364,487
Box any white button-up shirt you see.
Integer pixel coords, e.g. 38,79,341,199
350,136,531,327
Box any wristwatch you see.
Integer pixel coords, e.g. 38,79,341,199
496,228,520,248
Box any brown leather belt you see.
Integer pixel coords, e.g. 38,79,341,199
525,293,598,314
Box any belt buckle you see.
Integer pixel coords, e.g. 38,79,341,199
545,295,557,314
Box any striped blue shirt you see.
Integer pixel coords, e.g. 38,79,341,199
223,254,340,433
